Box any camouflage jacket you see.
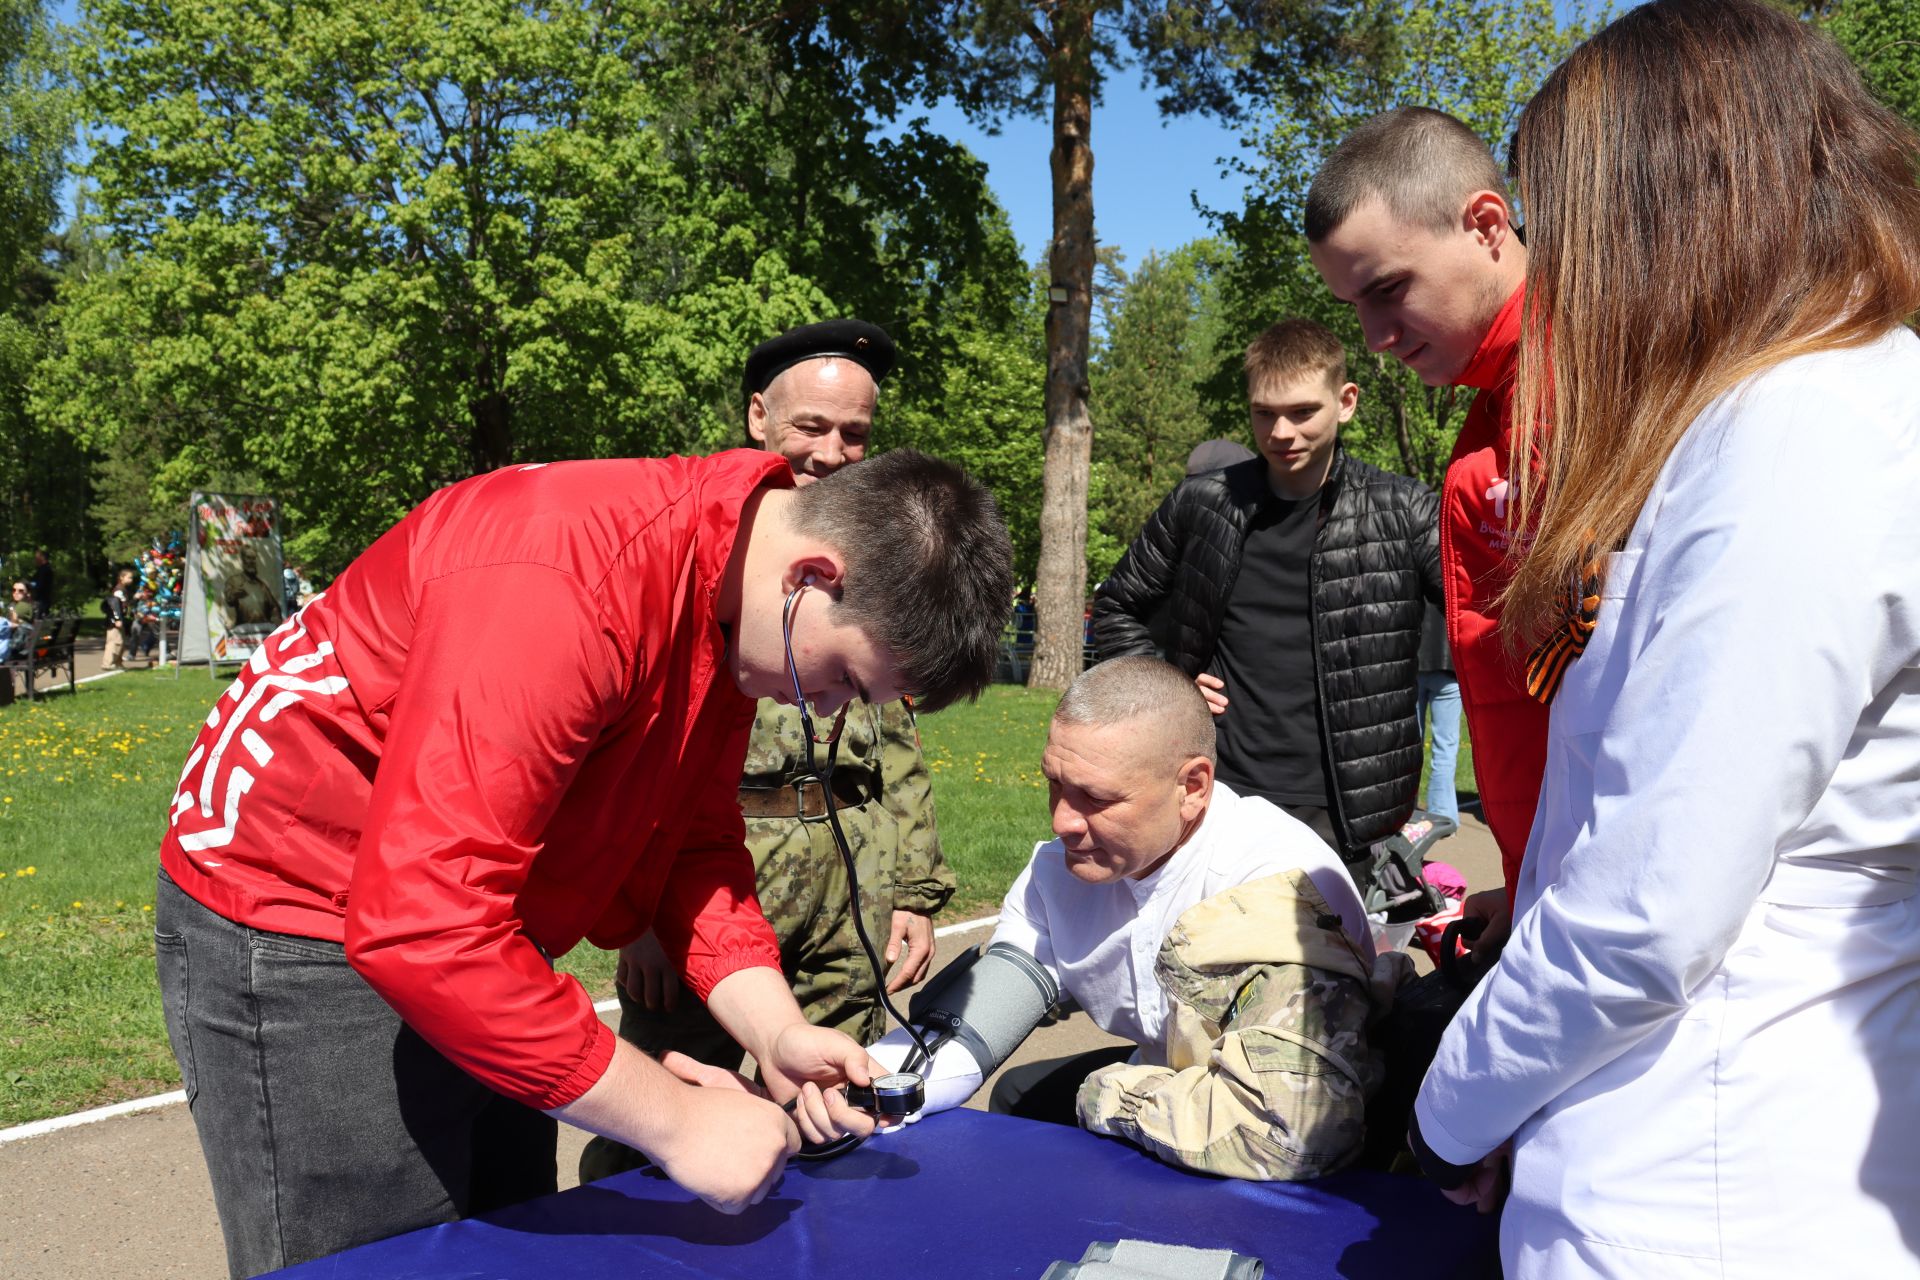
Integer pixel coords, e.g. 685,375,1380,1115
1077,870,1411,1181
741,697,953,915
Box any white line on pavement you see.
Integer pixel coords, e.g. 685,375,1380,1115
0,914,1004,1144
935,914,998,939
0,1090,187,1145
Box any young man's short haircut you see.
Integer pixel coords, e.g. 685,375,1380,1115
788,448,1014,712
1244,317,1347,392
1054,656,1217,770
1304,106,1507,243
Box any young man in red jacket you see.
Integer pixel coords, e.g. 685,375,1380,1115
155,447,1012,1277
1305,107,1540,952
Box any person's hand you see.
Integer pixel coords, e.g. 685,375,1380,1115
616,931,681,1012
1194,672,1228,716
1459,888,1512,962
884,910,935,992
1438,1142,1510,1214
649,1052,799,1214
659,1050,767,1099
759,1023,888,1147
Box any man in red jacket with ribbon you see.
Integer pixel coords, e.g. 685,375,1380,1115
155,446,1012,1277
1305,106,1541,951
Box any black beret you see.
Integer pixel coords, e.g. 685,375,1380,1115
742,319,896,399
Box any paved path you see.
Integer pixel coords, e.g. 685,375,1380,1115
0,817,1502,1278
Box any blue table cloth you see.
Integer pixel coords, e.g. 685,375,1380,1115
269,1108,1499,1278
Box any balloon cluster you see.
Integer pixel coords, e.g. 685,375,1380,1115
138,534,185,624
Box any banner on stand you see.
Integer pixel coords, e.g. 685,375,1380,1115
180,492,285,666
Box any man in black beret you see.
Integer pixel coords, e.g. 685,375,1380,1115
742,319,896,485
579,318,954,1184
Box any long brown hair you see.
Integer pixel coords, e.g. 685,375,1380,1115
1502,0,1920,642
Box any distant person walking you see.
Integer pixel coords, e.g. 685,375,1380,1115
27,549,53,620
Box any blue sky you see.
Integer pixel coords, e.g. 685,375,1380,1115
878,86,1253,273
877,0,1630,272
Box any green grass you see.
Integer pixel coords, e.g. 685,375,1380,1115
0,669,226,1126
0,670,1461,1128
915,685,1060,919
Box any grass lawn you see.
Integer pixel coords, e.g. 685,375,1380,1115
915,684,1060,919
0,669,227,1127
0,669,1466,1128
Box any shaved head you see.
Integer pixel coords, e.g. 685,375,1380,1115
1306,107,1507,243
1053,657,1216,773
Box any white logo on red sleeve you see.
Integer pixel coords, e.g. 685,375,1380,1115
1486,478,1510,520
171,595,351,863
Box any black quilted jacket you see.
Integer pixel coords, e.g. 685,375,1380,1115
1092,450,1443,854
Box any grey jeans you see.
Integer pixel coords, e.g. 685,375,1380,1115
154,870,558,1278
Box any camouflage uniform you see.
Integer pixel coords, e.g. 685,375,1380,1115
579,696,950,1181
1076,870,1411,1181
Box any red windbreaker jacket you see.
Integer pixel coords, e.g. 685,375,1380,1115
1440,287,1551,899
160,451,790,1109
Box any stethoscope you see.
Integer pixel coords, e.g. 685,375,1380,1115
781,581,934,1149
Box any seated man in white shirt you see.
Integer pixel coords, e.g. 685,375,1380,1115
873,656,1407,1180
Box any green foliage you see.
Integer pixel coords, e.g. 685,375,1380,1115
0,0,64,298
0,672,223,1125
0,0,78,581
1823,0,1920,129
890,262,1048,582
41,0,1027,573
1088,240,1230,574
42,1,808,566
1207,0,1596,485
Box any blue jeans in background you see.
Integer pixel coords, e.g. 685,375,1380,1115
1417,671,1462,823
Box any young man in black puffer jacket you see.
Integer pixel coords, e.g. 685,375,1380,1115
1093,317,1443,884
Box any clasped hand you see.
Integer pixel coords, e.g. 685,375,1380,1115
1438,1142,1511,1214
664,1030,892,1152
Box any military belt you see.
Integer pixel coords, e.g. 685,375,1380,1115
738,773,875,822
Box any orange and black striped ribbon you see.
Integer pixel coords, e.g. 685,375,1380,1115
1525,551,1606,705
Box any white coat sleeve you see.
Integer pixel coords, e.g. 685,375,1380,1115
1414,362,1920,1165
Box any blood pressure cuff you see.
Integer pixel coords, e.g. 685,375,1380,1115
907,941,1060,1078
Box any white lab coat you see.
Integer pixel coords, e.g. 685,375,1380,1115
1414,329,1920,1278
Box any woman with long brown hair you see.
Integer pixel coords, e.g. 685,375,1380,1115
1407,2,1920,1275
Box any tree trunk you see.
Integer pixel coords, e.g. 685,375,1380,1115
1028,0,1096,691
469,344,514,474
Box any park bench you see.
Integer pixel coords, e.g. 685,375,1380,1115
2,615,79,701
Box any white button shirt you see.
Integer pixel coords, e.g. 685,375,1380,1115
992,781,1369,1063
